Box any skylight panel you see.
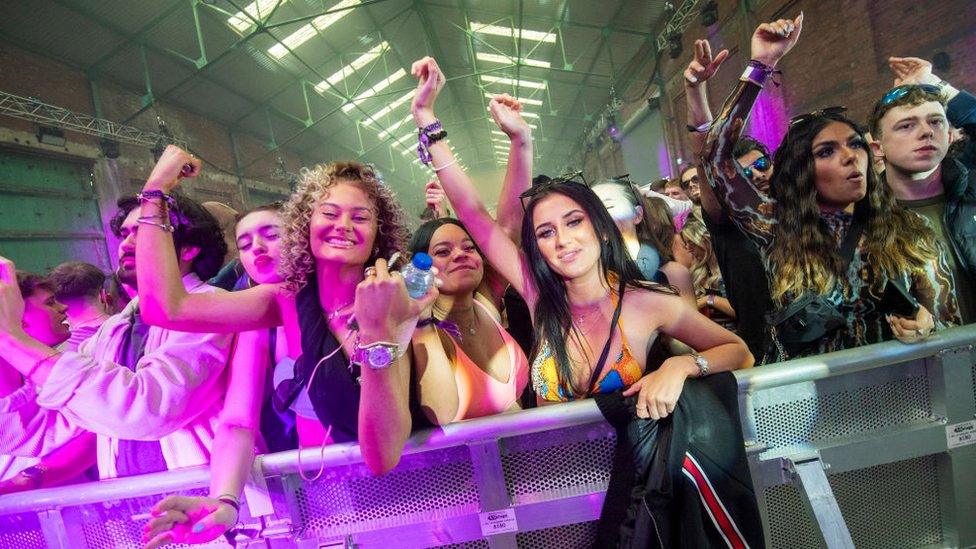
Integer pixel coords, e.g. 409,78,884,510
482,92,543,106
228,0,286,33
268,0,361,59
313,42,388,93
342,68,408,113
476,52,551,69
361,90,413,126
480,75,547,90
469,22,556,43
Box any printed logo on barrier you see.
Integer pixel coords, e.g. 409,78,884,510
479,508,518,536
947,420,976,449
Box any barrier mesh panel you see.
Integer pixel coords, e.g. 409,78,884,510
74,488,230,549
501,423,615,504
294,445,479,537
971,361,975,409
763,455,943,549
515,521,597,548
0,512,46,549
754,375,932,450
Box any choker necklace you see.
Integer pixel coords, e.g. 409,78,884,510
326,299,355,322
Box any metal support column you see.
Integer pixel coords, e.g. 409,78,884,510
789,455,855,549
468,440,518,549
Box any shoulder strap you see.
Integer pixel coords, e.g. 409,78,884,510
586,277,627,396
838,214,866,270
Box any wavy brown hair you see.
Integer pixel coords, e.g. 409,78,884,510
679,215,720,297
279,161,410,292
768,112,937,300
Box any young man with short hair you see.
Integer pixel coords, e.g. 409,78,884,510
0,273,96,492
869,56,976,323
48,261,115,351
0,194,235,479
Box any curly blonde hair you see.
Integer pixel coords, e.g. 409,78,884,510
278,161,411,292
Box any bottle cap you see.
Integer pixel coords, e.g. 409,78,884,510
411,252,433,271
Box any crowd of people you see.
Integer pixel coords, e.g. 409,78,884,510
0,13,971,548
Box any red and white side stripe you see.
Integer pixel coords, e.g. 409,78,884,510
681,452,750,549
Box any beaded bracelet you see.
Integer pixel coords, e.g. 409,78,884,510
417,120,448,166
137,190,176,208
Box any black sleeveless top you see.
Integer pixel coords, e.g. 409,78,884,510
291,275,431,443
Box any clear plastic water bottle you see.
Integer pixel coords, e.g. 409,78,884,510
401,252,434,299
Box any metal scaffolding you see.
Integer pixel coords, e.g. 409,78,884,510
0,90,187,149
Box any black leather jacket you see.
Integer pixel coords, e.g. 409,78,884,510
943,90,976,279
593,373,764,548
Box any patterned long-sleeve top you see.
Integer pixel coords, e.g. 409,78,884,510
701,80,960,361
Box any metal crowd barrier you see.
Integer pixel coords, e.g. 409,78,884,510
0,324,973,549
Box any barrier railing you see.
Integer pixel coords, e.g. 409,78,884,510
0,324,973,549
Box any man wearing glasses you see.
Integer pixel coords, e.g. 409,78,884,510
868,56,976,324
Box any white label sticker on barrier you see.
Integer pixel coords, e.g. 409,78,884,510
947,420,976,449
479,508,518,536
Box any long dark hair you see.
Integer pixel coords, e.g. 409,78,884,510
767,112,936,300
521,180,674,396
592,179,674,262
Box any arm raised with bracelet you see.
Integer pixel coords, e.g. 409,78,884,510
700,14,803,250
410,57,538,308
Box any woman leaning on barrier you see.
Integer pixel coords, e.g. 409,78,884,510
406,55,763,547
702,13,960,363
133,146,439,547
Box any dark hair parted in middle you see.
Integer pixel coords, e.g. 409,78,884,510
520,180,675,395
767,111,937,300
110,192,228,281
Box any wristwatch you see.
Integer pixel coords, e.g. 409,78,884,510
690,352,710,378
351,341,402,370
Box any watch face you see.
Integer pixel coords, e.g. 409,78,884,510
367,345,394,368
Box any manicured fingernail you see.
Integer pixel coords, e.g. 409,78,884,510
192,523,205,533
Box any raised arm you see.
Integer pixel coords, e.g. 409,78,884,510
410,58,538,305
492,94,534,243
683,39,730,224
701,15,803,249
136,146,282,333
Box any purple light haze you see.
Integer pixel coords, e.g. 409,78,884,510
746,88,788,153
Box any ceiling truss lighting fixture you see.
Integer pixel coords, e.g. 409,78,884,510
228,0,286,32
342,68,408,113
314,42,388,93
268,0,361,59
469,22,556,43
475,52,551,69
480,74,547,90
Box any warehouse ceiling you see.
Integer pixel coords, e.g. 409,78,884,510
0,0,668,190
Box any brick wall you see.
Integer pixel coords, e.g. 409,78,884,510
0,41,303,210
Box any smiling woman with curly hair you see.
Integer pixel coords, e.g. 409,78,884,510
129,145,441,546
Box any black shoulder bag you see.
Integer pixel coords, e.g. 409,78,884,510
764,215,865,361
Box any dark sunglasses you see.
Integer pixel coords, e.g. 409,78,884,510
879,84,942,106
789,106,848,128
519,170,588,211
742,156,771,179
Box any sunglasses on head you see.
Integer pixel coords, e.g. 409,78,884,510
789,106,848,129
742,156,772,179
519,170,588,211
879,84,943,106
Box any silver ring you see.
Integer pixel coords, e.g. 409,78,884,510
915,328,923,337
364,266,376,278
